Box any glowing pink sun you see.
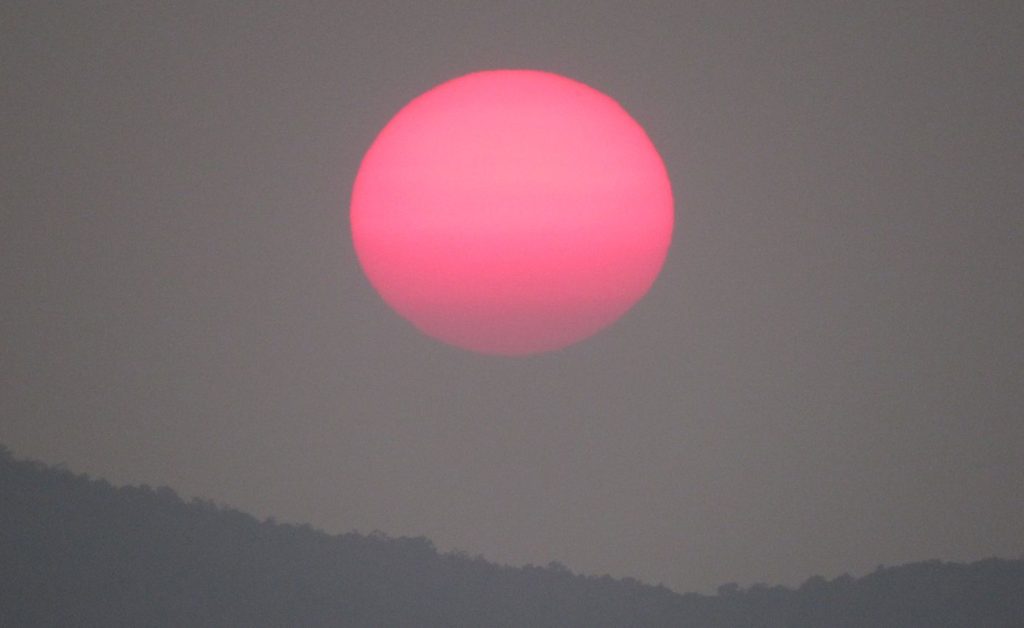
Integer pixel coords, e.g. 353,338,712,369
351,69,674,355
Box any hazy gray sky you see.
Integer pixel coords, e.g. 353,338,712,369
2,2,1021,593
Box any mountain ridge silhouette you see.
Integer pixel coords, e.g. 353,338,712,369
2,443,1021,627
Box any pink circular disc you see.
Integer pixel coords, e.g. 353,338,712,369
351,70,674,355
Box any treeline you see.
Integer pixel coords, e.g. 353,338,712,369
1,444,1021,627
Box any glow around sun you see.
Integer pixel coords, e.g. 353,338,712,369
351,69,674,355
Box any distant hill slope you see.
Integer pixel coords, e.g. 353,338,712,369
1,445,1022,627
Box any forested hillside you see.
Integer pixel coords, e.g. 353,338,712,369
2,445,1021,627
